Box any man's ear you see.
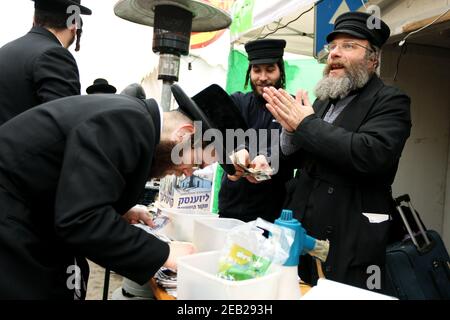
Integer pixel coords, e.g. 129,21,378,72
171,123,195,143
366,56,377,72
68,23,78,32
67,24,77,43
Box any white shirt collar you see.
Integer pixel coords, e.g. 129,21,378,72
157,103,163,136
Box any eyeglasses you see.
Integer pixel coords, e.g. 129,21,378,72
324,41,374,53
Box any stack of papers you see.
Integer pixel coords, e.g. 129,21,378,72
154,268,177,298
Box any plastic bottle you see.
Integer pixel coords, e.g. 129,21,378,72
274,209,316,299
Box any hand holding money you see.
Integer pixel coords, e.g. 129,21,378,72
228,150,273,183
246,155,273,181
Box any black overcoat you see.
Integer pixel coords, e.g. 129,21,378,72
0,94,169,299
285,75,411,289
0,27,80,125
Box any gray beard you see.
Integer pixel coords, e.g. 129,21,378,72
314,59,371,101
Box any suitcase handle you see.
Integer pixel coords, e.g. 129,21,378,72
394,194,432,252
394,194,410,204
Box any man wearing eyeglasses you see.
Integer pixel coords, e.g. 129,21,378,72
263,12,411,291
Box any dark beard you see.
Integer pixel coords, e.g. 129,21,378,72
314,58,371,101
251,78,283,98
149,141,178,179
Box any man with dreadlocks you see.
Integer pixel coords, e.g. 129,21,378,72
218,39,293,223
0,0,91,125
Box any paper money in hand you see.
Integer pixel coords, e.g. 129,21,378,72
234,154,273,181
246,166,273,181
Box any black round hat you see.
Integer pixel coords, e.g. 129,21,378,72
120,83,146,99
86,78,117,94
32,0,92,15
326,12,390,47
171,84,248,175
244,39,286,65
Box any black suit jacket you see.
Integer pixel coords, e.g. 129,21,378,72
284,75,411,289
0,26,80,125
0,94,169,299
218,92,293,222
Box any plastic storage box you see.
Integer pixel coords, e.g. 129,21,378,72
177,251,281,300
193,218,245,252
159,207,218,241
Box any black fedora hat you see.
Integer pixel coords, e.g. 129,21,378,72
326,11,390,48
86,78,117,94
32,0,92,15
171,84,248,175
245,39,286,65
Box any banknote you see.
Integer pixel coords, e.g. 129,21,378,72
233,153,273,181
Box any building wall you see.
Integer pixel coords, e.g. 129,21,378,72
445,137,450,250
380,0,450,36
381,43,450,249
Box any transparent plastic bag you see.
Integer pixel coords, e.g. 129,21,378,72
217,218,294,281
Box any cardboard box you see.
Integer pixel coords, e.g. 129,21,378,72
157,164,220,212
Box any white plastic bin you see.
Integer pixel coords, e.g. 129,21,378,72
177,251,281,300
300,278,398,300
159,208,218,242
193,218,245,252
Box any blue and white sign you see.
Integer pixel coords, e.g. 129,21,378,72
314,0,366,57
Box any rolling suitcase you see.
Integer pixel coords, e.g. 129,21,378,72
385,194,450,300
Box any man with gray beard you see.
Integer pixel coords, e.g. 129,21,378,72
263,12,411,291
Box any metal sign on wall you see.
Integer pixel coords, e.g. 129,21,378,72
314,0,366,58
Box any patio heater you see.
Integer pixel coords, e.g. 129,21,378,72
114,0,232,111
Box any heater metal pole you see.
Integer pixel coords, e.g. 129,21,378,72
161,81,173,111
158,53,181,111
115,0,231,111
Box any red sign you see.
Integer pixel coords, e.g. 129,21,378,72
190,0,235,49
